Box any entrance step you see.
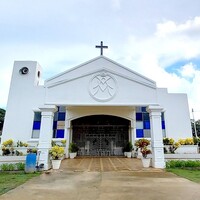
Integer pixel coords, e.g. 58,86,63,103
60,157,163,172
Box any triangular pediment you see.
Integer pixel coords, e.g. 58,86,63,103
44,56,157,105
45,56,156,89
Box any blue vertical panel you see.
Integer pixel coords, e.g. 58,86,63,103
143,121,150,129
34,112,41,121
53,121,57,129
136,129,144,138
58,112,65,121
143,113,149,121
56,130,64,138
136,113,143,121
162,121,165,129
142,107,146,112
33,121,41,130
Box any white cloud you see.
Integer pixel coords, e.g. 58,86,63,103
156,16,200,38
0,1,200,120
118,17,200,119
179,63,196,78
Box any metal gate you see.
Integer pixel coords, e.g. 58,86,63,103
72,125,129,156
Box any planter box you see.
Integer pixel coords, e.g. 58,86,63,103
175,145,199,154
165,154,200,160
0,156,26,166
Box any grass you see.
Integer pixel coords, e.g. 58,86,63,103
167,168,200,183
0,172,41,195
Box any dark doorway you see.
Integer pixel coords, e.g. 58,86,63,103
72,115,130,156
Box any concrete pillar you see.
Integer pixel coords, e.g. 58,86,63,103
65,108,70,158
38,105,57,170
130,121,136,145
131,109,136,146
147,105,165,169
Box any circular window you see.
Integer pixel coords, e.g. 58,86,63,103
19,67,29,75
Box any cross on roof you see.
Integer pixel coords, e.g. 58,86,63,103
95,41,108,56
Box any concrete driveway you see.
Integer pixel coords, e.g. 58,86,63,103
1,158,200,200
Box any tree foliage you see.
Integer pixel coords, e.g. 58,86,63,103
0,108,6,131
191,119,200,137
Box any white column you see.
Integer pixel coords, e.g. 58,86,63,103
38,105,57,170
131,109,136,146
130,120,136,146
64,108,70,158
147,105,165,169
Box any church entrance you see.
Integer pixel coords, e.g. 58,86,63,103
72,115,130,156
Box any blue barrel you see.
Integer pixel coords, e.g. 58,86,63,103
25,153,37,173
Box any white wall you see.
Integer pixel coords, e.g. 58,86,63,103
157,88,192,140
2,61,45,143
1,57,192,146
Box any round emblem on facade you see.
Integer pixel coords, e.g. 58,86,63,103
19,67,29,75
89,72,117,102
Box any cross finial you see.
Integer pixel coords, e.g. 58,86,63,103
95,41,108,56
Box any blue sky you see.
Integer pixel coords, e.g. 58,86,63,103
0,0,200,119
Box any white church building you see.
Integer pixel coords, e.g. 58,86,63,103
1,46,192,169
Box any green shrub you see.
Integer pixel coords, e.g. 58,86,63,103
1,163,16,171
166,160,200,169
8,164,15,171
68,143,79,153
15,163,25,171
0,163,25,171
1,163,10,171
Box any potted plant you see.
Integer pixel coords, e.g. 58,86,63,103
141,146,152,167
1,139,14,156
69,142,79,159
135,138,152,167
49,145,65,169
175,138,198,154
124,142,133,158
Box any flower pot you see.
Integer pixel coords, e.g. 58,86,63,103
69,152,76,159
52,159,62,169
126,152,132,158
141,158,151,168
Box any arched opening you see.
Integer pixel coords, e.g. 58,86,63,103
72,115,130,156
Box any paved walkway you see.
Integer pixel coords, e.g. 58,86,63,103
1,158,200,200
60,157,163,172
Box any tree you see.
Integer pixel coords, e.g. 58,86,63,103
0,108,6,131
191,119,200,137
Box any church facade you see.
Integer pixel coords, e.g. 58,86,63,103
1,56,192,169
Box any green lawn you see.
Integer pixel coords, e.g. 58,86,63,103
167,168,200,183
0,172,41,195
